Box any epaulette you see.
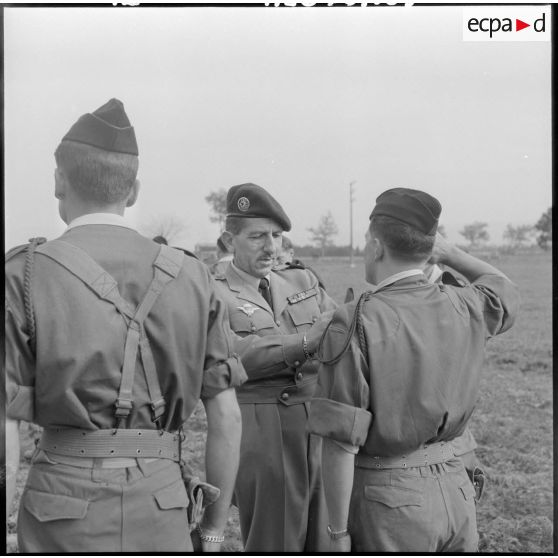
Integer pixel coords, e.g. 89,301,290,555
441,270,467,287
5,243,29,262
5,237,47,262
172,247,198,259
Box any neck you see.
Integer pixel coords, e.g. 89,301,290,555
63,199,126,224
373,259,426,284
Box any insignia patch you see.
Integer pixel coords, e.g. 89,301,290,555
237,197,250,212
287,288,317,305
237,303,259,316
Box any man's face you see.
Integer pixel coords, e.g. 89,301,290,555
231,218,283,278
364,228,378,284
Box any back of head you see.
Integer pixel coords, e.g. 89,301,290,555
55,98,139,204
369,187,441,262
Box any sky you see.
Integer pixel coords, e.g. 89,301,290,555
3,4,552,251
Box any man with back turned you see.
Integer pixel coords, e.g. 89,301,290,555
309,187,519,552
5,98,246,552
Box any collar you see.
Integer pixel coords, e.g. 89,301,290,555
371,269,425,293
66,213,136,232
230,261,270,291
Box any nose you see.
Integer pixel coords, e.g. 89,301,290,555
263,233,275,254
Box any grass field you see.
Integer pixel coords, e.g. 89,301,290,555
7,250,553,553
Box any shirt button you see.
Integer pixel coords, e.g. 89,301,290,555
294,361,301,367
312,316,317,323
281,392,289,401
296,372,303,381
276,320,281,326
251,325,256,332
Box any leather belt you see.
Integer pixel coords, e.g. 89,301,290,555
356,441,456,470
39,428,181,461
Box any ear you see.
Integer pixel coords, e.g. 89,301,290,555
373,237,384,261
54,168,67,200
125,179,141,207
221,230,235,253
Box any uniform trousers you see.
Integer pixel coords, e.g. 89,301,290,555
349,457,478,552
18,449,192,553
235,401,329,552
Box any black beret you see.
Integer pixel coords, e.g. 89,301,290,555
370,187,441,235
226,183,291,232
62,98,138,156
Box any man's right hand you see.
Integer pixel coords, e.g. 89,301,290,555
305,310,335,353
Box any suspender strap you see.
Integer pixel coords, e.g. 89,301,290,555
36,240,136,321
35,240,184,428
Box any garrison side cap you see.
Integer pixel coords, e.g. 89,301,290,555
370,187,441,235
62,98,138,156
226,183,292,232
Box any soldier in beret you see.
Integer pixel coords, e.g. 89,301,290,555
5,99,246,552
213,183,337,552
309,187,519,552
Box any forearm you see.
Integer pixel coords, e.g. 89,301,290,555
234,332,306,379
201,389,242,534
439,244,508,283
6,419,21,515
322,437,355,530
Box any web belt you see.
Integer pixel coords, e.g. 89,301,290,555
38,428,181,461
356,440,456,470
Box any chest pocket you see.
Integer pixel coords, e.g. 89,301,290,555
286,296,321,333
229,306,277,336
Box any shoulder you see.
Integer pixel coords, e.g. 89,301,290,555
272,264,317,290
5,243,29,263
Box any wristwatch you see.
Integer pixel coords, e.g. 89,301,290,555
327,525,350,540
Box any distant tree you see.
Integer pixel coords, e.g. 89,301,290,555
459,221,489,248
142,214,187,245
503,224,534,250
205,189,228,232
534,207,552,250
307,212,339,257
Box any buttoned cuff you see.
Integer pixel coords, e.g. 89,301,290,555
7,384,35,422
308,397,372,447
282,333,307,367
201,354,248,399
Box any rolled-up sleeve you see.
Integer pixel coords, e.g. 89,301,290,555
201,285,248,399
308,308,372,449
472,274,520,338
5,296,35,422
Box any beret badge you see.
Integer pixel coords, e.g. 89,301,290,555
237,197,251,212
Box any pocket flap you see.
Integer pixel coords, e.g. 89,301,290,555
23,489,88,522
287,301,318,326
364,485,423,509
154,481,189,510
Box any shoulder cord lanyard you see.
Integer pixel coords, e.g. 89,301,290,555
317,291,372,366
23,237,47,354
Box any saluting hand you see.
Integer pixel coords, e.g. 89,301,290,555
429,232,453,265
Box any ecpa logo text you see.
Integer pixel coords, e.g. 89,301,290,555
467,13,546,38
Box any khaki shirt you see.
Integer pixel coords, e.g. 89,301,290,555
309,273,520,456
5,223,246,430
214,262,337,404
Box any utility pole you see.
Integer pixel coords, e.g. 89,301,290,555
349,181,356,267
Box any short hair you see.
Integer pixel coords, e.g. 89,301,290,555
55,140,139,204
370,215,435,262
225,215,248,235
281,236,293,250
